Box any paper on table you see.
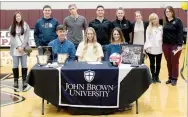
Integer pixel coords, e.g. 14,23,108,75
172,46,182,55
45,62,59,68
87,61,103,64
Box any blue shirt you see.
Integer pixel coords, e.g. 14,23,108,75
48,38,76,61
107,43,128,59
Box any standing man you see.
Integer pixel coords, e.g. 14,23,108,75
89,5,112,60
63,4,87,49
34,5,59,47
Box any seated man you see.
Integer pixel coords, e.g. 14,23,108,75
48,25,76,62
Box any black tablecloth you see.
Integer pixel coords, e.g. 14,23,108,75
28,62,152,115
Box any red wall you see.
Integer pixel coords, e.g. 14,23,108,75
0,8,187,29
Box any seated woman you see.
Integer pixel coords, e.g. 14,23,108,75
76,27,104,62
107,27,127,58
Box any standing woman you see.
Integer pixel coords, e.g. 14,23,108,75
144,13,163,83
112,7,132,44
76,27,104,62
131,11,148,45
107,27,127,58
9,12,30,91
163,6,184,86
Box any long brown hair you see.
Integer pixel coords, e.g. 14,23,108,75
10,12,24,37
164,6,175,22
110,27,125,44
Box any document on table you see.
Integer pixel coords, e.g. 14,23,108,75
44,62,63,68
172,46,182,55
87,61,103,64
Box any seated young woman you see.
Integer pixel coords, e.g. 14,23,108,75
107,27,127,58
76,27,104,62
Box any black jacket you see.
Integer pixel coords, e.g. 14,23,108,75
112,18,132,43
89,18,112,45
163,17,184,46
131,21,149,44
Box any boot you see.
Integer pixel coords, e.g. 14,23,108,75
155,67,161,83
22,68,28,91
155,73,161,83
171,79,177,86
150,65,156,83
12,68,19,92
166,77,172,84
152,74,156,83
171,77,177,86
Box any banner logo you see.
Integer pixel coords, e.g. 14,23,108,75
84,70,95,83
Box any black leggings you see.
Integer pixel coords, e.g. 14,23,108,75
147,53,162,77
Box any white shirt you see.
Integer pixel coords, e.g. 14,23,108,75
144,26,163,55
133,21,145,45
76,41,104,62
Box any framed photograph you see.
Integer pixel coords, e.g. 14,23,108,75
38,46,53,62
36,55,49,65
57,54,68,64
120,44,144,65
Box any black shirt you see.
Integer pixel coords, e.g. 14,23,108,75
163,17,184,45
89,18,112,45
112,18,132,43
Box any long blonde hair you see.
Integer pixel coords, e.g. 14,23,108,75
82,27,98,57
147,13,160,35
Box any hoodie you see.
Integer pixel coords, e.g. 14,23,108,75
34,17,59,47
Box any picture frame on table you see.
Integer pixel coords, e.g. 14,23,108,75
36,55,49,66
120,44,144,66
38,46,53,63
57,53,68,64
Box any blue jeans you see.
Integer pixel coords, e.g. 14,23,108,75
12,55,27,68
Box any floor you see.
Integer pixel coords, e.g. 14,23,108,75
0,48,187,117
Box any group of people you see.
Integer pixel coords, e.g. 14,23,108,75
9,4,184,92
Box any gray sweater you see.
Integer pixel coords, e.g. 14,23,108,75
9,22,30,56
63,15,87,45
